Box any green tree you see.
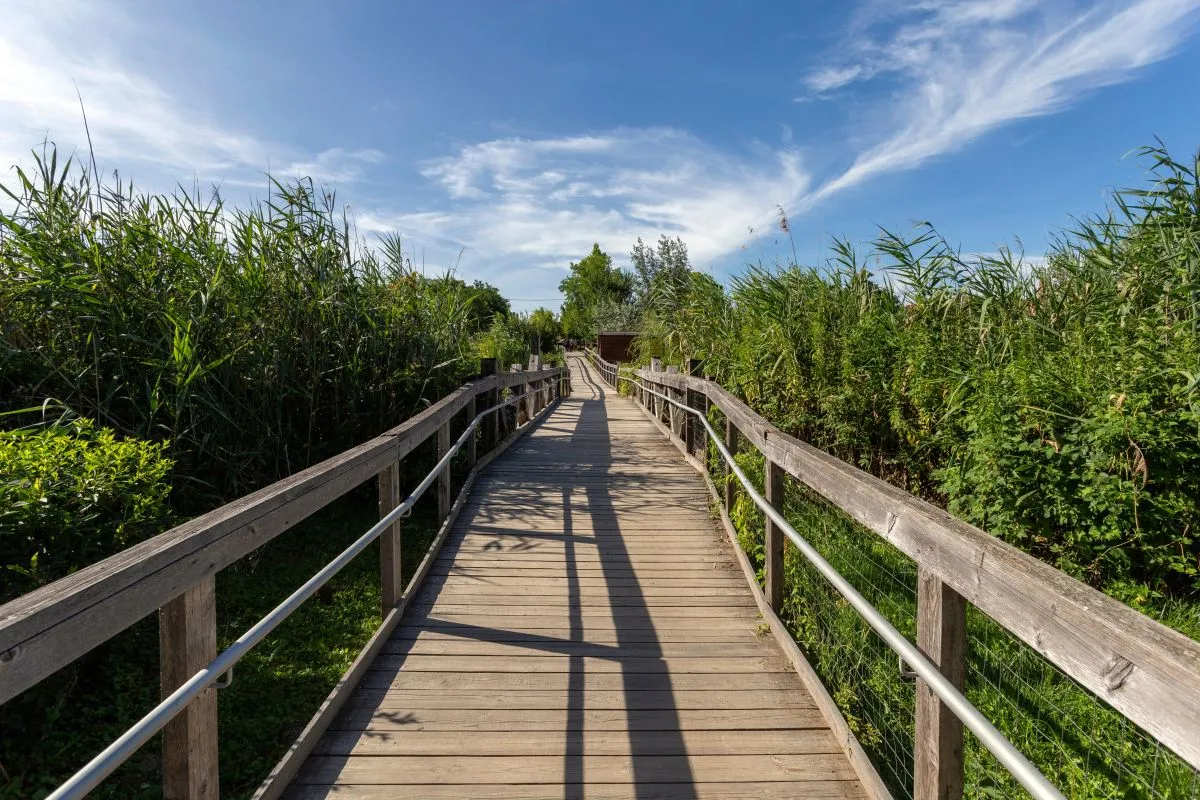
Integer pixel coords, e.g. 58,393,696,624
558,244,635,338
630,234,691,314
528,307,561,352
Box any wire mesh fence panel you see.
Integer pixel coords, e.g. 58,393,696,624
702,405,1200,800
965,612,1200,800
706,422,919,799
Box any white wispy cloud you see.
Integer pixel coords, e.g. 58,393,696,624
387,128,809,270
0,0,373,188
806,0,1200,201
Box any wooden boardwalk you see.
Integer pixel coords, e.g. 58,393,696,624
285,355,866,799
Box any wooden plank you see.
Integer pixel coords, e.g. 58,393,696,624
315,729,842,757
413,597,759,609
294,753,860,785
357,670,800,692
331,706,829,732
367,655,793,674
389,627,765,643
159,576,219,800
382,639,787,658
344,688,818,711
638,367,1200,770
285,782,866,800
914,568,966,800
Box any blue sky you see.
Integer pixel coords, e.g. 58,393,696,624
3,0,1200,310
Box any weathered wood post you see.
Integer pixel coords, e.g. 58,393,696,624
724,418,738,513
665,365,680,440
764,459,785,611
685,358,703,458
650,358,663,421
160,577,219,800
527,355,541,418
378,462,402,615
465,390,477,470
915,570,967,800
437,419,451,523
480,357,498,452
510,364,524,428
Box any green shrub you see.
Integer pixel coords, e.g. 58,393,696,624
1,419,173,603
639,144,1200,598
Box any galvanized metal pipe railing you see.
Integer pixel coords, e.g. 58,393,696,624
613,366,1067,800
44,379,559,800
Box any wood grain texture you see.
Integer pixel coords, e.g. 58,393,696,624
914,569,966,800
159,576,219,800
285,354,866,797
377,463,401,615
634,367,1200,770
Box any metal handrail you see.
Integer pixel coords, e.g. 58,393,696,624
614,366,1066,800
45,378,561,800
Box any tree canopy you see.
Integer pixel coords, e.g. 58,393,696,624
558,244,635,338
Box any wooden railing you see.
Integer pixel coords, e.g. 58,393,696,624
0,357,569,799
585,349,1200,798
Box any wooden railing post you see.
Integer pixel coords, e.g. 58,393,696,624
665,365,680,440
437,421,451,522
465,391,477,469
764,459,785,611
510,364,524,427
915,569,967,800
650,358,662,421
480,358,498,451
528,355,542,414
686,358,703,458
378,463,402,614
160,576,219,800
724,418,738,512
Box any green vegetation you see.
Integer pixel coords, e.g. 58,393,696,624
634,145,1200,604
0,148,534,798
1,420,174,603
558,243,635,337
608,144,1200,797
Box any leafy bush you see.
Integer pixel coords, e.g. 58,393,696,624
1,420,173,603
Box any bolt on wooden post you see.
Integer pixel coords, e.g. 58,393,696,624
378,462,402,615
914,568,967,800
159,576,219,800
764,458,785,611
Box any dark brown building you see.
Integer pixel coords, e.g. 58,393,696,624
596,331,638,363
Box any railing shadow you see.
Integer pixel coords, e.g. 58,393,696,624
326,354,697,797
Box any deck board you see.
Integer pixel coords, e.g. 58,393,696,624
284,355,867,799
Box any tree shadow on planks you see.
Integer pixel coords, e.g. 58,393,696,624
306,356,698,798
570,356,699,799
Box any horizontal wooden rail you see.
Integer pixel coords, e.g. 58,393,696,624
626,362,1200,772
0,367,566,705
